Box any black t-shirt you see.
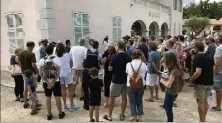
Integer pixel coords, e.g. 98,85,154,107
110,52,131,84
88,78,103,98
193,53,214,85
138,43,149,60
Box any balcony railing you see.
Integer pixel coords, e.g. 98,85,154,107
131,0,171,14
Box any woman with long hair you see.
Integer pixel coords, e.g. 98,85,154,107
160,52,180,122
56,42,79,111
102,43,116,107
10,48,24,102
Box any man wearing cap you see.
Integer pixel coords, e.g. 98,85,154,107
205,35,216,58
39,39,48,59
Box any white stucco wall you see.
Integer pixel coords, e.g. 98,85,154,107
52,0,181,45
1,0,41,70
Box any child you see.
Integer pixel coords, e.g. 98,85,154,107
88,67,103,122
24,70,40,115
160,52,180,122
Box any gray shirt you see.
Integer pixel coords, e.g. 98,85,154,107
214,44,222,74
39,46,46,59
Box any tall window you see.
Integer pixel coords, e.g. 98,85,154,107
112,17,121,42
173,0,177,10
73,12,89,45
6,13,24,54
179,0,182,12
173,23,176,36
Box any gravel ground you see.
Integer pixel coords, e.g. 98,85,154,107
1,71,222,122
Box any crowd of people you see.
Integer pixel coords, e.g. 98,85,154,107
8,34,222,122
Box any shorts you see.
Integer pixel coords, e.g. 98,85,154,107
146,73,159,86
110,82,127,97
194,84,212,100
22,74,38,89
60,72,73,85
72,69,84,83
43,82,62,97
89,95,101,106
213,74,222,91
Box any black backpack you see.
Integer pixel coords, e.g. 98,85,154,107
83,49,99,69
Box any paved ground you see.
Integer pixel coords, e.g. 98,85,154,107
1,71,222,122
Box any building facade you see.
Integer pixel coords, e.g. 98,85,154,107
1,0,183,70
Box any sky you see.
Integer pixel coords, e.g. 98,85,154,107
184,0,222,6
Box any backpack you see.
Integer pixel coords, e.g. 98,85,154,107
130,62,143,88
83,49,99,69
42,56,57,83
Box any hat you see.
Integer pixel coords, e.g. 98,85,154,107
41,39,48,43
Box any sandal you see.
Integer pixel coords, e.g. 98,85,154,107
120,114,125,121
30,111,38,115
103,115,112,121
145,98,154,102
154,96,159,100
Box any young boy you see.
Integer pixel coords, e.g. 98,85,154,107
24,70,40,115
88,67,103,122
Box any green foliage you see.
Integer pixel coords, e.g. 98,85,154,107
185,17,210,36
183,0,222,19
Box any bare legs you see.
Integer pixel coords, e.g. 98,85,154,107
216,91,222,109
46,96,62,116
196,99,208,122
89,106,100,122
148,85,159,101
61,84,74,107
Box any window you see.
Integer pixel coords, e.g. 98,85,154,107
173,0,177,10
6,13,24,54
73,12,89,45
179,0,182,12
173,23,176,36
112,17,121,42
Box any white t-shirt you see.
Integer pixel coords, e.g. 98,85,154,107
103,41,108,51
38,55,61,82
34,46,41,67
70,45,87,70
57,53,72,76
126,59,147,87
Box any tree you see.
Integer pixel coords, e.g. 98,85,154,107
185,17,210,36
183,1,222,19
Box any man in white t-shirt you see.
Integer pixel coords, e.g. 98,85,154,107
69,39,87,100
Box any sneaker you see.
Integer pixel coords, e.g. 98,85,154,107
90,119,95,122
47,115,53,120
209,107,222,112
63,106,69,111
70,105,80,112
59,112,65,119
160,104,164,109
15,97,20,101
23,103,30,109
20,98,24,102
173,102,177,107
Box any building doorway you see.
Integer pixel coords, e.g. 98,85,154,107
149,21,159,39
131,20,147,37
161,23,168,37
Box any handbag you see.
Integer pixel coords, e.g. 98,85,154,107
8,64,22,76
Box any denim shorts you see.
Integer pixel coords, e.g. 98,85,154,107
60,72,73,85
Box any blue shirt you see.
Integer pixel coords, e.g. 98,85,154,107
147,51,161,74
127,46,135,56
214,44,222,74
